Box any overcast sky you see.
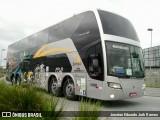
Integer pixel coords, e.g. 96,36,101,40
0,0,160,66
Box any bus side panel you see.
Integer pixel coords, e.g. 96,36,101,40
71,11,101,74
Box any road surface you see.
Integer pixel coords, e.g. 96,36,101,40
59,95,160,120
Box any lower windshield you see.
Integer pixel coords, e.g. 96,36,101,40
106,41,144,78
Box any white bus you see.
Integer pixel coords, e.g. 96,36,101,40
6,9,145,100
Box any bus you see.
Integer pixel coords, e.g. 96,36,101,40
6,9,145,100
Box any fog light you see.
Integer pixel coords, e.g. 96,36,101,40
110,94,115,98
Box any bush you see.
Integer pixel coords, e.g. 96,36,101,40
0,82,45,111
0,72,4,78
0,81,64,120
0,81,104,120
73,98,102,120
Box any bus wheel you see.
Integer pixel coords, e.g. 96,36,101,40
48,77,61,96
16,76,21,85
63,78,78,100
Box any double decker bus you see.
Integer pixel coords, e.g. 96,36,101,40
6,9,145,100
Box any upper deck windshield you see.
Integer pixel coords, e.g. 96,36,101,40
98,10,139,41
106,42,145,78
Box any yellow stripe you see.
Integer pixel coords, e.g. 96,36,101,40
34,45,81,63
33,44,49,58
76,57,81,63
39,48,71,57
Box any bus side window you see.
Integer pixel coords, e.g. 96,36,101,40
87,43,103,80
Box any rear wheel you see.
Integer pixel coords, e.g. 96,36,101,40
63,78,78,100
48,77,61,96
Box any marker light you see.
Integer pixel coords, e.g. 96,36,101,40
108,82,122,89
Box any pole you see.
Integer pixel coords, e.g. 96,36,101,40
151,30,152,47
0,49,2,71
147,28,153,86
0,49,5,68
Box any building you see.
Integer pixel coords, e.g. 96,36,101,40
143,45,160,67
143,45,160,87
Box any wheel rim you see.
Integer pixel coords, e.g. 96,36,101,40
51,81,58,93
66,83,74,96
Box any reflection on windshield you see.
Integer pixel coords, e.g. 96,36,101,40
106,42,144,78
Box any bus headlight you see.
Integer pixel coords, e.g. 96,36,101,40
108,82,122,89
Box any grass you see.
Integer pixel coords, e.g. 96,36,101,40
0,81,64,120
0,81,104,120
73,98,103,120
0,72,5,78
0,82,44,111
0,70,6,77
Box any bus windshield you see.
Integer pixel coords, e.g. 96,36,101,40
98,10,139,41
106,42,145,78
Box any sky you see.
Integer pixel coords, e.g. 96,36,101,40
0,0,160,66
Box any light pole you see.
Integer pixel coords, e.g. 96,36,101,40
1,49,5,68
147,28,153,85
147,28,153,47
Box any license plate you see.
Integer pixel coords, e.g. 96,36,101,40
129,92,137,97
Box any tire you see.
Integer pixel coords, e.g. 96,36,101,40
48,77,62,96
63,78,78,100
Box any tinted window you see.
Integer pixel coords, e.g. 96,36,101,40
62,14,84,37
87,43,103,80
28,29,48,48
48,12,85,43
48,23,67,43
72,11,100,50
98,10,139,41
16,38,28,52
45,54,72,72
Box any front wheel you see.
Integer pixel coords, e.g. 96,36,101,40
63,78,78,100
